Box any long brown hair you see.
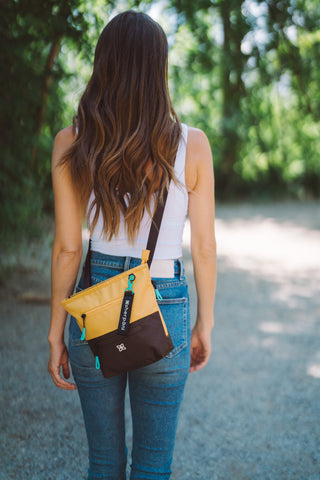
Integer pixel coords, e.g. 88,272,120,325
60,10,181,242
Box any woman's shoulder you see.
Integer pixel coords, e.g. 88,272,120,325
185,126,213,190
52,125,77,169
186,126,210,152
54,125,77,147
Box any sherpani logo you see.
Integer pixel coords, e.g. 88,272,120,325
120,299,131,331
116,343,126,352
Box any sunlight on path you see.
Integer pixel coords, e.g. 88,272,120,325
183,211,320,303
183,202,320,380
214,217,320,276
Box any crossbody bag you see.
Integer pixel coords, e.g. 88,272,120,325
62,190,174,378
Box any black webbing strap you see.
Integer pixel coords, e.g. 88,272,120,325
83,187,169,288
83,238,92,289
146,187,169,268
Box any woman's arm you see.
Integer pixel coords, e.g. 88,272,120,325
47,126,82,390
185,127,217,372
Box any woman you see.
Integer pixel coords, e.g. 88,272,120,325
48,10,216,480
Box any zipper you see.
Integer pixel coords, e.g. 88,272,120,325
84,295,123,318
79,296,123,341
67,265,144,300
66,280,108,299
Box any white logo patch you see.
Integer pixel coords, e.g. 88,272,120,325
116,343,126,352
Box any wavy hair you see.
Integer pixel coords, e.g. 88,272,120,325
60,10,181,242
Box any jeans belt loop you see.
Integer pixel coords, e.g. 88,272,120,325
123,256,131,272
177,258,183,281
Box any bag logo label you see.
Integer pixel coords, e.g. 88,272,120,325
116,343,126,352
117,290,134,336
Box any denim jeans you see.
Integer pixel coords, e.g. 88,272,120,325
68,251,191,480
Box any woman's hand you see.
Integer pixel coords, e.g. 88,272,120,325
48,340,76,390
189,322,212,373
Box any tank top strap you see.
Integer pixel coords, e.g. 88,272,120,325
174,123,188,181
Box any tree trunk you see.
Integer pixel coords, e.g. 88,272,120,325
219,0,246,196
32,35,63,167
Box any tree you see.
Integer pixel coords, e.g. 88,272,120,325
169,0,320,198
0,0,114,243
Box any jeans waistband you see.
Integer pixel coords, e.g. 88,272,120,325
90,250,185,281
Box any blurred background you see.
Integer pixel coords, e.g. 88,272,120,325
1,0,320,248
1,2,320,479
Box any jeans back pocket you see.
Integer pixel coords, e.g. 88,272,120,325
157,297,188,358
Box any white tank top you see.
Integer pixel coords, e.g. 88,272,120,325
87,123,189,259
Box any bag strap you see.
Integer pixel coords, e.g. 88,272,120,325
83,187,169,288
83,238,92,289
146,186,169,268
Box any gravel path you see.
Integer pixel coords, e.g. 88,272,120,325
1,201,319,480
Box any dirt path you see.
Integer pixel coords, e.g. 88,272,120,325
1,201,319,479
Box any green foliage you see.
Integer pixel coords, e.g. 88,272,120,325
0,0,115,246
1,0,319,247
168,0,320,199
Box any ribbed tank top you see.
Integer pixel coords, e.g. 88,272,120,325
87,123,189,259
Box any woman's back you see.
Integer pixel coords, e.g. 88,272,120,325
88,123,189,260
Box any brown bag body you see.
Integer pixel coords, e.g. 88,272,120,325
88,311,173,378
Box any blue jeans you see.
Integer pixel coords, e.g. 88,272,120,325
68,251,191,480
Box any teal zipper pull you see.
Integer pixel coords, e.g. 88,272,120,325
151,281,163,300
155,288,163,300
81,314,86,341
95,356,100,370
125,273,136,293
80,327,86,341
